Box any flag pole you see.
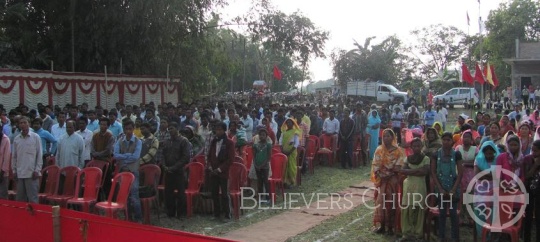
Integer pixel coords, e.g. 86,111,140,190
104,65,108,109
478,0,484,111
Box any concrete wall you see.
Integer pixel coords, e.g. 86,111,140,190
519,43,540,59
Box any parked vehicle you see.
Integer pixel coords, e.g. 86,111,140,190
346,80,408,103
433,87,479,107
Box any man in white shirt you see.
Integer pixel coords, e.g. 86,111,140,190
535,87,540,106
435,105,448,131
240,108,253,142
51,112,67,141
56,121,85,168
75,117,93,165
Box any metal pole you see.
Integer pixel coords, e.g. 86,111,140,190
120,58,123,75
166,64,169,103
242,38,246,92
479,1,484,110
52,206,61,242
104,65,108,109
51,61,54,71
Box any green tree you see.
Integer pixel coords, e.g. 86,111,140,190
409,24,467,81
482,0,540,90
331,36,405,91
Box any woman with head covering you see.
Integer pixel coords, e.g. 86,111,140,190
499,115,516,136
432,122,443,137
367,109,382,161
518,121,532,155
279,118,300,186
496,134,525,183
529,110,540,127
398,138,430,241
452,114,467,134
422,127,442,158
473,141,500,236
371,129,405,235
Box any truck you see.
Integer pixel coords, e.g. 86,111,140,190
346,80,408,103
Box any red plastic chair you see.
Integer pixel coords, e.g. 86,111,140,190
481,190,525,242
272,145,282,155
185,162,204,218
193,154,206,165
268,153,287,203
38,165,60,204
317,134,335,166
296,146,305,186
245,145,253,171
66,167,103,212
424,177,463,241
46,166,81,208
86,160,110,201
306,135,319,172
351,135,362,168
229,162,247,220
94,172,135,220
139,164,161,224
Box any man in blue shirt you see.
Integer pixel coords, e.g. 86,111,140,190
113,120,142,222
31,117,57,155
423,104,437,127
108,112,123,139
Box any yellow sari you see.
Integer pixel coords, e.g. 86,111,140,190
282,118,301,186
370,129,406,229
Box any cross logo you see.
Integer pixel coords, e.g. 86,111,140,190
463,165,529,232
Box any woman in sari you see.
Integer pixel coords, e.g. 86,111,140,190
371,129,405,235
423,127,442,158
433,122,443,137
473,141,500,236
496,134,524,183
479,122,504,147
367,109,381,161
518,122,533,155
280,118,300,186
398,138,430,241
499,115,516,136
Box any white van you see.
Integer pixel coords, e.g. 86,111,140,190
346,81,408,103
433,88,479,106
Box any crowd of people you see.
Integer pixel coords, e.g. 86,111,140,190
371,99,540,242
0,93,539,241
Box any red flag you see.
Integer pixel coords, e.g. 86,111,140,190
461,63,474,85
490,64,499,87
273,65,282,80
474,64,485,84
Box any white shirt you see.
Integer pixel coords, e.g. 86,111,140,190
323,118,340,134
75,129,93,161
436,107,448,123
535,89,540,97
51,123,67,140
215,139,223,157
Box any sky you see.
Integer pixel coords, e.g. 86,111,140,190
220,0,507,83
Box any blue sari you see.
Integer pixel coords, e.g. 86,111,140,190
366,110,381,161
473,141,500,236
